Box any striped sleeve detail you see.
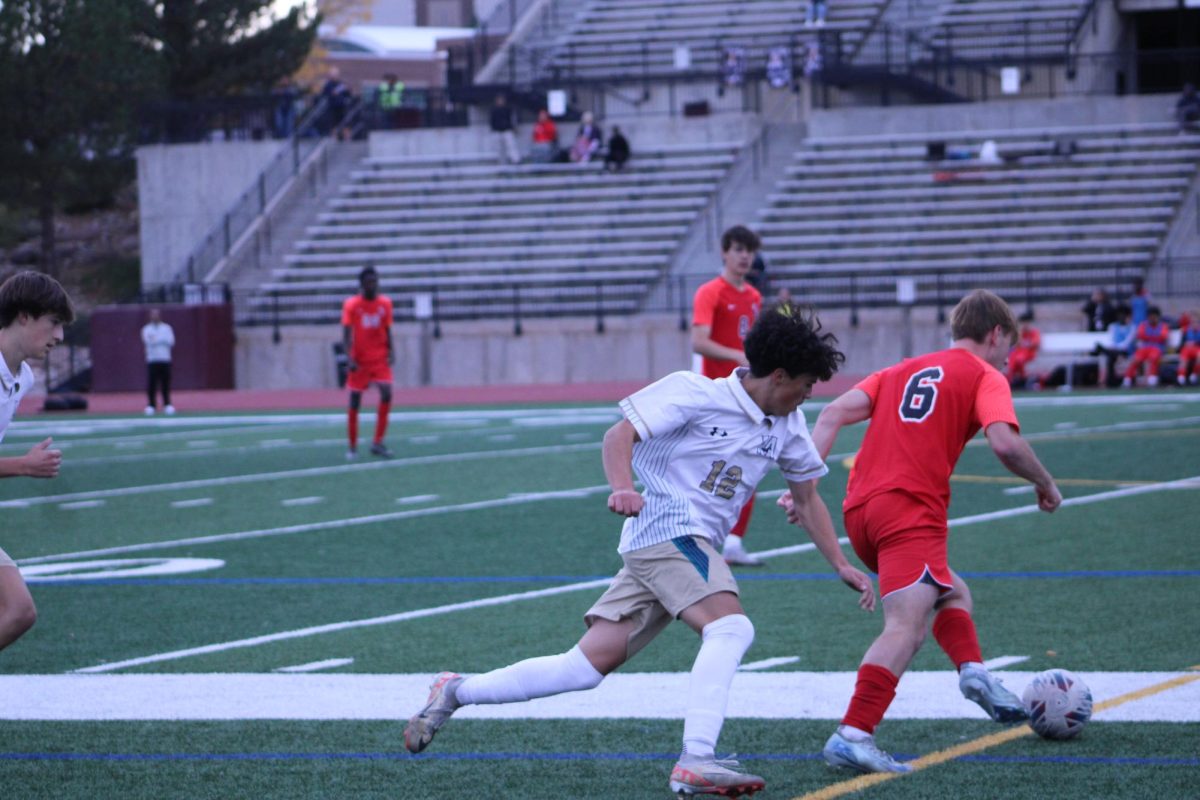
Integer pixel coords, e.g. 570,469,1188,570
620,397,652,440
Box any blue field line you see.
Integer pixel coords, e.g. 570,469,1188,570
32,569,1200,587
0,751,1195,767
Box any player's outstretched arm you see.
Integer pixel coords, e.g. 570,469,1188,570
984,422,1062,512
785,479,876,611
811,388,872,460
602,419,643,516
0,438,61,479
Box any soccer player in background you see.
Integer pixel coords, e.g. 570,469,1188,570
692,225,764,566
0,271,74,651
404,303,875,797
788,289,1062,773
342,266,395,459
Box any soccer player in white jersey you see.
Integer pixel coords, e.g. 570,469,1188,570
0,271,74,652
404,303,876,797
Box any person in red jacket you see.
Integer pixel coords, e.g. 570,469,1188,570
1005,311,1041,388
692,225,764,566
1176,311,1200,386
1123,306,1170,387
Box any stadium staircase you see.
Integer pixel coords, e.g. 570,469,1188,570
245,141,745,325
755,121,1200,306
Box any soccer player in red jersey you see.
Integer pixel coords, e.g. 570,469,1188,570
1123,305,1171,388
692,226,764,566
1005,311,1040,388
341,267,395,459
793,289,1062,774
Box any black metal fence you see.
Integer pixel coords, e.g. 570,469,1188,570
192,258,1200,338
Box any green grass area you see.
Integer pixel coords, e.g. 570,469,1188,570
0,392,1197,798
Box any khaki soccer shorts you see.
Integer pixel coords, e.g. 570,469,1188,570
585,536,739,661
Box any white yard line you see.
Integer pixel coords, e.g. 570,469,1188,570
281,496,324,507
0,442,600,508
19,485,613,566
0,671,1195,721
274,658,354,673
170,498,214,509
71,579,614,674
65,474,1200,674
983,655,1030,670
740,656,801,671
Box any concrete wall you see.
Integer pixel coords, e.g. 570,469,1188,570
137,141,282,288
235,314,695,390
808,93,1177,138
367,112,764,157
235,301,1194,390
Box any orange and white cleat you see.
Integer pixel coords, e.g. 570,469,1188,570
669,755,765,797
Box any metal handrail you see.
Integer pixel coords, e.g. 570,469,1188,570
172,97,338,285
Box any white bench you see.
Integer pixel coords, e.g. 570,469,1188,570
1038,329,1183,389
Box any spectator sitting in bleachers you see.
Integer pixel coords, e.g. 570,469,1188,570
604,126,630,172
530,109,558,164
569,112,603,164
1176,84,1200,133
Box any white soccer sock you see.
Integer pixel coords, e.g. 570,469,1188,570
454,645,604,705
681,614,755,759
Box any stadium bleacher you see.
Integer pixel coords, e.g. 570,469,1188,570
249,142,745,324
757,120,1200,305
925,0,1088,62
539,0,884,80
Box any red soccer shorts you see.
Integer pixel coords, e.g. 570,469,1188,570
346,359,393,391
845,490,953,598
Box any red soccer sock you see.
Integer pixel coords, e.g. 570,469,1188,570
731,493,756,537
374,401,391,444
347,407,359,451
932,607,983,669
841,663,899,735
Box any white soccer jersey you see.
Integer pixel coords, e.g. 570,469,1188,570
617,369,828,554
0,357,33,443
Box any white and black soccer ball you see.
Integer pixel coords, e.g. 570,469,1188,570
1022,669,1093,740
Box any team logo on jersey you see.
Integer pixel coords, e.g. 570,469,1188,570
360,312,383,328
709,426,728,437
756,435,777,457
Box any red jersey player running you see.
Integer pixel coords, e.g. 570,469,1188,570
342,267,395,459
788,289,1062,774
692,225,764,566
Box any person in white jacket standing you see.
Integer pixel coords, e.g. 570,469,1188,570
141,308,175,415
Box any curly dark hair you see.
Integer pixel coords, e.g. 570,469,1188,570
743,301,844,380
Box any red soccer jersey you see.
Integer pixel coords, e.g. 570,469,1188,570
1015,327,1040,353
692,276,762,379
342,294,393,363
844,348,1019,517
1134,321,1169,351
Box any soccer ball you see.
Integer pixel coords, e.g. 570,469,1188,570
1022,669,1093,740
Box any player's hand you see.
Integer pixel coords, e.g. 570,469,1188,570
22,438,61,478
1036,481,1062,513
776,492,800,524
607,489,643,517
838,565,876,612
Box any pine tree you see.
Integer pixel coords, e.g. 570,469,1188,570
0,0,157,276
152,0,319,100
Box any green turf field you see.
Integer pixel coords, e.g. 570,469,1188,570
0,391,1196,799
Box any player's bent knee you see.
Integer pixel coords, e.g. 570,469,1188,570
703,613,755,657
